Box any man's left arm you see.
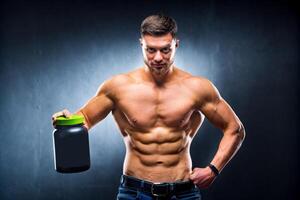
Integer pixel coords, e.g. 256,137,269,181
189,78,246,188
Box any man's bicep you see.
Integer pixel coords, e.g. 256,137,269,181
196,79,241,132
201,98,241,132
75,81,115,129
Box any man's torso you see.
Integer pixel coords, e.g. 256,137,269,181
108,67,205,183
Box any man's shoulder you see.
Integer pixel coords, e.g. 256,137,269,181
175,67,211,85
95,72,134,98
181,75,219,101
182,75,213,91
103,72,135,89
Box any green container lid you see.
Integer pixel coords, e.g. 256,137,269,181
55,114,84,126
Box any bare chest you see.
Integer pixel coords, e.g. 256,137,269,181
113,83,197,129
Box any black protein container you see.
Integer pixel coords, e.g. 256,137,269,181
53,114,90,173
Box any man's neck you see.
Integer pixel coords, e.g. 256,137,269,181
143,65,175,86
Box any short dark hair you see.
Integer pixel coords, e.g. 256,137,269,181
140,14,178,38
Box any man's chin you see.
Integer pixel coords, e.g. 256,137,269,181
151,68,165,74
145,64,170,76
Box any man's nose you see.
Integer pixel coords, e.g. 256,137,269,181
154,51,163,62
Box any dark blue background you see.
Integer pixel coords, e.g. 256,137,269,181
0,0,298,199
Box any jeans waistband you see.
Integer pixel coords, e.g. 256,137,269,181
120,174,196,197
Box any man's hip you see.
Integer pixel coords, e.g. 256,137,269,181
117,174,201,200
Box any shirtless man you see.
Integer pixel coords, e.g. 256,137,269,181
52,14,245,199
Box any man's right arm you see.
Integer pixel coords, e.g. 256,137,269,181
74,79,115,130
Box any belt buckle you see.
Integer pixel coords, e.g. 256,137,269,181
151,183,169,197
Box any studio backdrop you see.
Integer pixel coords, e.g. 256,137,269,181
0,0,298,200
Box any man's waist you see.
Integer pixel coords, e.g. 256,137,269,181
123,153,192,180
120,174,197,197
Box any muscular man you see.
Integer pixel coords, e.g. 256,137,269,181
52,14,245,200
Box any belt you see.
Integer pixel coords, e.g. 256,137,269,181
120,175,196,197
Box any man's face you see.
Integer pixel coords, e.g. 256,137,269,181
140,33,179,76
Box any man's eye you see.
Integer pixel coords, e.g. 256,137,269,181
146,48,156,53
161,48,171,53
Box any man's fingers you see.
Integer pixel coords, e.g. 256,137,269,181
52,109,72,122
189,167,216,189
190,168,199,178
189,170,197,181
189,173,195,180
63,109,72,117
52,111,63,120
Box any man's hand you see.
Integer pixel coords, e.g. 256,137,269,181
51,109,72,127
189,167,217,189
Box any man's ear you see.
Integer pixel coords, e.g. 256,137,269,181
175,39,180,48
139,38,143,46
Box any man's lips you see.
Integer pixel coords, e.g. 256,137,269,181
153,67,163,71
152,64,166,69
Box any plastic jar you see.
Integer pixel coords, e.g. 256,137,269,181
53,114,90,173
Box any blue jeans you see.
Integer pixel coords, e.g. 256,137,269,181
116,175,201,200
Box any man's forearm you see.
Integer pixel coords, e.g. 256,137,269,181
210,124,245,173
75,110,91,131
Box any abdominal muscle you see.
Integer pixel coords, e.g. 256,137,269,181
122,129,193,183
